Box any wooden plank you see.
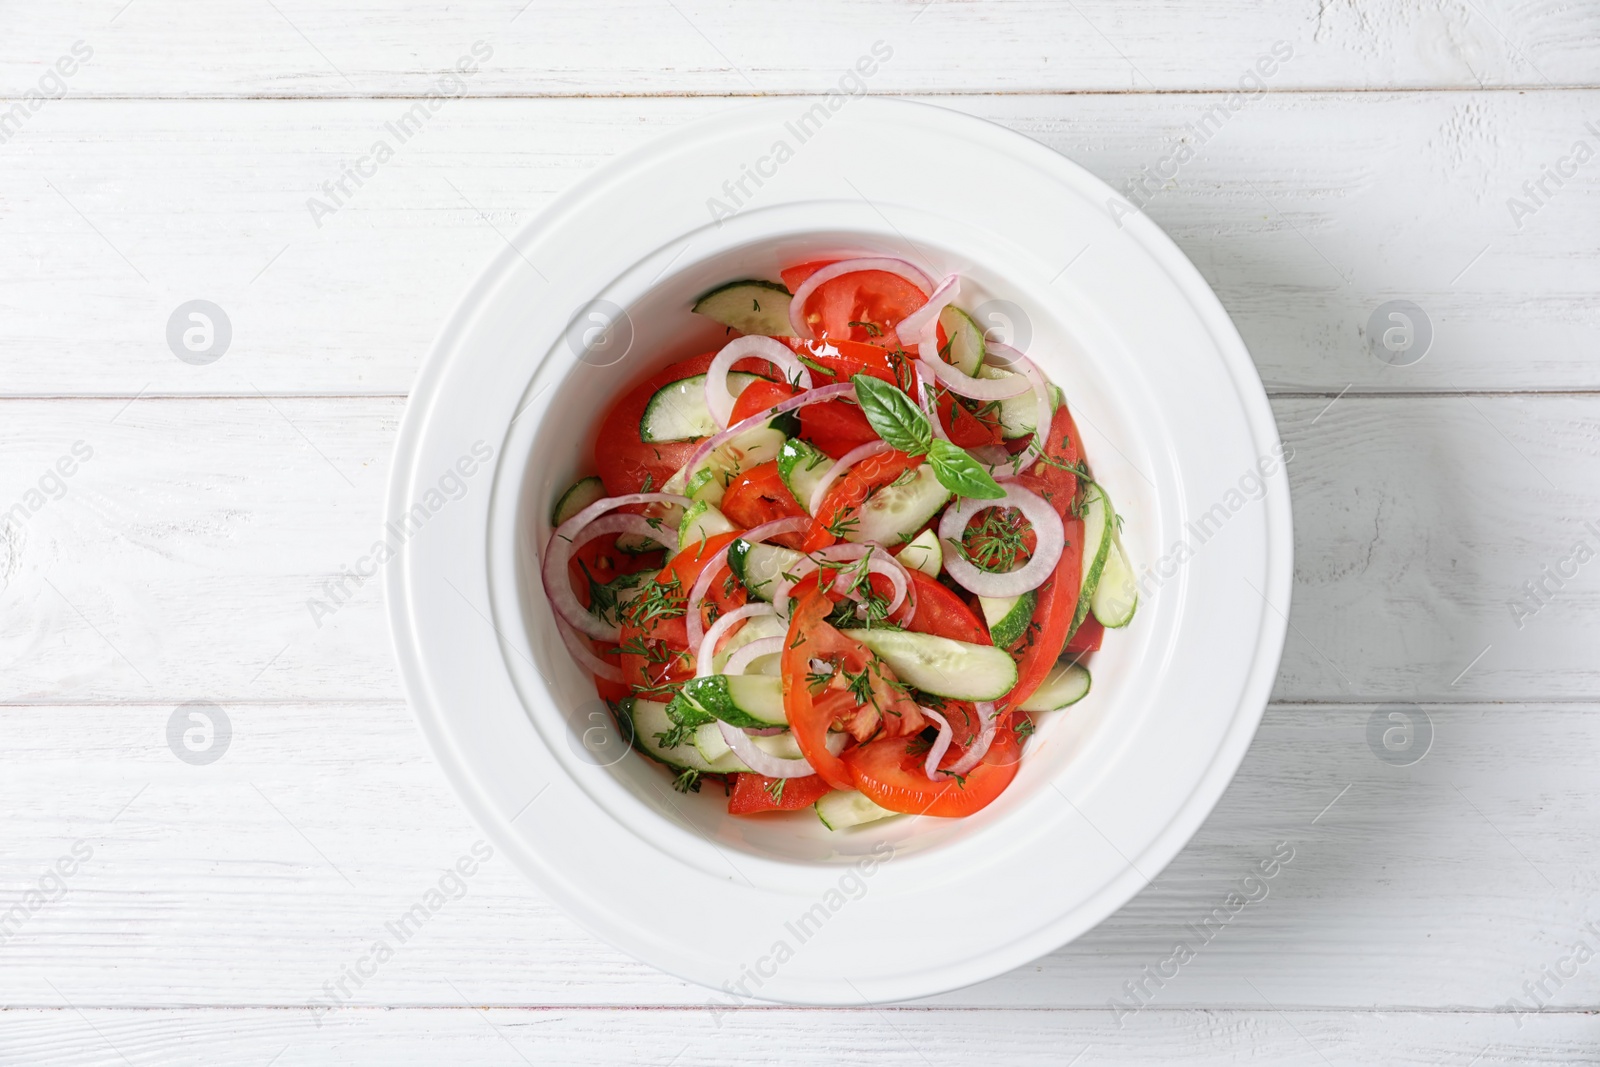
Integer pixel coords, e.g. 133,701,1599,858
1,1007,1596,1066
3,395,1598,704
1,91,1598,397
1,701,1596,1009
5,0,1598,98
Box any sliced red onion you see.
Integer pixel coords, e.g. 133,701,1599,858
569,512,675,555
770,545,911,619
706,336,814,429
920,707,954,781
917,355,1031,401
808,440,891,514
556,618,623,682
945,701,998,776
683,515,809,654
716,720,813,778
685,382,856,476
787,258,935,340
897,274,960,345
938,482,1065,598
696,602,776,677
541,491,691,641
985,342,1052,476
725,636,785,675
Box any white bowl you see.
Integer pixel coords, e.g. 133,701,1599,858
386,99,1291,1004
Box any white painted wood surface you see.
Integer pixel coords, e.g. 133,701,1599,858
4,1,1599,1062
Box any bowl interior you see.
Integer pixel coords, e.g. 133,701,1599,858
511,230,1168,867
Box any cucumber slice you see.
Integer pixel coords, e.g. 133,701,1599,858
777,437,832,513
640,371,764,443
980,590,1036,649
1071,483,1115,637
551,475,605,526
623,698,745,774
847,629,1018,701
1019,662,1091,712
668,673,787,730
1092,524,1137,628
938,306,986,376
816,789,899,831
727,538,807,601
845,464,951,545
711,611,788,672
677,500,735,551
682,425,788,507
692,279,796,337
980,368,1062,439
895,528,942,578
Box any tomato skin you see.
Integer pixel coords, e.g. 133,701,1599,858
1009,405,1084,518
801,450,921,553
727,773,833,815
782,588,857,790
937,391,1003,448
843,717,1025,817
721,461,807,537
903,569,990,645
729,379,801,425
1000,515,1084,712
784,337,903,386
1064,613,1103,654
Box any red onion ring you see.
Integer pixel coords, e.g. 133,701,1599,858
937,482,1065,598
807,440,891,514
914,360,952,444
787,258,935,340
945,701,998,776
555,617,624,683
541,491,691,641
715,720,849,778
569,512,675,556
696,602,776,677
898,274,960,350
917,355,1032,401
724,636,785,675
920,707,954,781
706,336,814,429
683,515,810,654
984,343,1052,477
685,382,856,476
770,545,911,620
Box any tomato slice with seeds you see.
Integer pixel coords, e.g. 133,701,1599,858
727,773,833,815
842,716,1025,818
780,263,929,346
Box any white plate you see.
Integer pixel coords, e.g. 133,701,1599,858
385,99,1291,1005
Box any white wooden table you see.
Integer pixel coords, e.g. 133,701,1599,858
3,2,1598,1062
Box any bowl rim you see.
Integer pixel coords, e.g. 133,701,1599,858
385,97,1292,1004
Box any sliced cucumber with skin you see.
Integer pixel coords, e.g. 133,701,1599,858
727,538,807,602
677,500,735,551
816,789,900,831
777,437,832,513
895,528,942,578
683,425,789,507
938,306,986,376
551,475,605,526
980,590,1036,649
846,629,1018,701
668,673,787,730
692,279,796,337
640,371,765,443
981,367,1062,439
694,723,808,764
711,611,788,672
844,464,951,545
1092,525,1137,628
624,698,745,775
1019,662,1091,712
1071,483,1115,638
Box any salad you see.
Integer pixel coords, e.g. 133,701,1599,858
541,257,1137,829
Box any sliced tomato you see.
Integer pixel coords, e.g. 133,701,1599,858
1064,613,1104,654
785,337,904,386
593,353,784,496
617,532,741,697
721,460,807,538
780,261,832,292
801,450,920,553
798,400,880,459
843,716,1025,818
783,263,929,345
937,390,1003,448
1009,405,1085,518
729,379,801,425
727,773,833,815
999,515,1084,712
903,569,990,645
781,587,856,790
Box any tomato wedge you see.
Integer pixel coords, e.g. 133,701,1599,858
999,515,1084,711
801,450,920,553
721,460,807,537
903,569,990,645
782,587,856,790
843,716,1025,818
728,378,802,425
727,773,833,815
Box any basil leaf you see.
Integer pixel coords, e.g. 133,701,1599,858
929,439,1006,500
852,374,931,456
